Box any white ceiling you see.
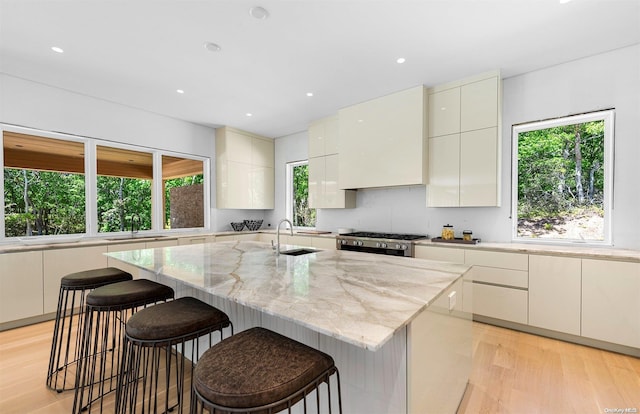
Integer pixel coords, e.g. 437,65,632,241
1,0,638,138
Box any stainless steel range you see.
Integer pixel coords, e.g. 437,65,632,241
336,232,428,257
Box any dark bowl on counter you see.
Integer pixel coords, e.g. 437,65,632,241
243,219,263,231
230,222,245,232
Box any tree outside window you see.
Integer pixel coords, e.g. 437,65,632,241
512,110,613,243
287,161,316,228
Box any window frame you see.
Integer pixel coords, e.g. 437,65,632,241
510,109,614,245
285,159,315,229
1,124,210,243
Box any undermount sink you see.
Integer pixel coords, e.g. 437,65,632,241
279,248,319,256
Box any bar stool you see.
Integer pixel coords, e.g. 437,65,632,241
192,327,342,414
73,279,175,414
47,267,133,392
115,297,233,414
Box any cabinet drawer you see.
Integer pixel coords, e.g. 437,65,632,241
465,250,528,271
415,246,464,263
466,266,528,288
472,283,528,324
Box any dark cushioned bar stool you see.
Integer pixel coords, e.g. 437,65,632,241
192,327,342,414
115,296,233,414
47,267,133,392
73,279,175,414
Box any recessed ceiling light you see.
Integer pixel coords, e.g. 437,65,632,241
51,46,64,53
396,57,406,64
249,6,269,19
246,113,253,117
203,42,221,52
306,92,314,97
176,89,185,94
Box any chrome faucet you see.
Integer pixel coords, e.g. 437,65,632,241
131,213,141,236
276,218,293,255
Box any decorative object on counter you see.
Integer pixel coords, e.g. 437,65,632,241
230,222,245,231
441,224,455,240
431,236,481,245
463,230,473,241
243,219,263,231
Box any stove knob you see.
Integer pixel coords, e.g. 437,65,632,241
339,239,347,245
400,244,408,250
395,244,401,250
380,242,387,248
357,240,363,246
352,240,358,246
376,242,381,248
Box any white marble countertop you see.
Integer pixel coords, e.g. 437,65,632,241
415,240,640,262
107,241,470,351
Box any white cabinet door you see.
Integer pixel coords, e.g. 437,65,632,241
308,115,339,158
339,85,427,189
428,87,460,138
472,283,528,324
309,155,355,209
0,251,44,323
43,246,109,314
428,134,460,207
252,137,274,168
308,156,324,208
460,77,498,132
582,259,640,348
223,129,253,164
311,237,337,250
460,127,498,207
529,255,581,335
216,127,274,209
414,246,465,263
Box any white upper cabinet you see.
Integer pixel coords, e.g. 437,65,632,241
338,85,428,189
216,127,274,209
428,88,460,138
308,115,339,158
308,116,356,208
460,77,499,132
427,71,501,207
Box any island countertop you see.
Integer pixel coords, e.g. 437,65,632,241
107,241,471,351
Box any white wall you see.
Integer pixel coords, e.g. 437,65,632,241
274,44,640,249
0,73,222,229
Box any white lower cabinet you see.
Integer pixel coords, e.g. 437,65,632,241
177,236,214,245
529,255,581,335
472,283,528,324
582,259,640,348
43,246,109,314
414,246,464,263
464,250,529,324
0,251,44,323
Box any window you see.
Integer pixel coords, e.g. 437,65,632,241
1,125,209,241
512,110,613,244
286,161,316,228
162,155,204,229
97,145,152,233
3,132,86,237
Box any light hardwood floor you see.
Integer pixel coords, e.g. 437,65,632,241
0,320,638,413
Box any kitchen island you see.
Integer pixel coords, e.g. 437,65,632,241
107,241,472,413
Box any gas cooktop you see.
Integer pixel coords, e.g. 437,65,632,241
339,232,427,241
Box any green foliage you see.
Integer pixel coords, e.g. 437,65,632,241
97,176,152,232
4,169,86,237
517,120,605,239
292,164,316,227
